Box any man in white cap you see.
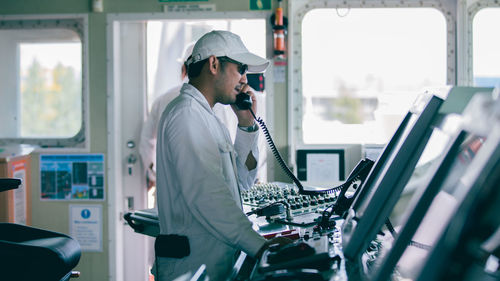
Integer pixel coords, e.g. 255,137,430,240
153,30,290,280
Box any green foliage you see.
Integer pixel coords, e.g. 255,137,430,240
319,82,364,124
21,59,82,137
332,96,363,124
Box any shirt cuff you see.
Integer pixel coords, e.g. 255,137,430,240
234,126,259,166
238,230,267,258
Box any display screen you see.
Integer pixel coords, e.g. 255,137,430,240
393,134,485,280
354,114,418,218
388,126,453,226
342,94,444,261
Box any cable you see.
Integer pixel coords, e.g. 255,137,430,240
385,219,432,251
249,108,362,196
385,219,397,236
249,108,305,192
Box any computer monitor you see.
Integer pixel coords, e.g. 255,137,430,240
347,86,492,214
369,122,478,280
296,149,345,182
415,129,500,281
342,91,445,261
370,93,500,281
295,145,363,185
342,87,494,263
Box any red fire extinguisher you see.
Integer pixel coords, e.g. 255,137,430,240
272,0,287,59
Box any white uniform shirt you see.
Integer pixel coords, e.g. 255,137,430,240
138,86,244,182
155,83,266,281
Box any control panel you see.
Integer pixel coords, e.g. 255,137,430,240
242,182,338,215
248,226,347,281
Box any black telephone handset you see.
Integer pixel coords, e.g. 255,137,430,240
315,158,375,227
235,92,253,110
331,158,374,217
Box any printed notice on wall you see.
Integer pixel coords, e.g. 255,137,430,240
13,168,27,224
306,153,340,182
164,4,215,13
70,204,102,252
40,154,105,200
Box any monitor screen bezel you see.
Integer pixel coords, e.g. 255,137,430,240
348,112,413,213
414,129,500,281
370,129,467,281
296,149,345,182
342,94,444,261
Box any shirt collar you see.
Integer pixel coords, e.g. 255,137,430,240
181,83,214,113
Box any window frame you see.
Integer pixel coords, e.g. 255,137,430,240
467,0,500,86
288,0,456,166
0,15,89,149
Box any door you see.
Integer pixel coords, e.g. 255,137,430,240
109,20,150,281
109,16,269,281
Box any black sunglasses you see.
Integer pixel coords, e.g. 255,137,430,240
218,56,248,75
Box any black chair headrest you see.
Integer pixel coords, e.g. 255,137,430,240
0,178,22,192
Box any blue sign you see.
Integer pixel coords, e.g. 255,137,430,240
81,209,91,219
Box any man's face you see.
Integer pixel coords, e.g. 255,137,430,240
214,58,247,105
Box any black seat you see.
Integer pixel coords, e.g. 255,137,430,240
0,178,81,281
0,178,21,192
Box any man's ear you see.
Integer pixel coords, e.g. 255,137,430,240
207,55,218,75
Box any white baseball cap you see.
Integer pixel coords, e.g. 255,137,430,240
186,30,269,73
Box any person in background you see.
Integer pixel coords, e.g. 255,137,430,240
139,42,195,193
153,30,290,281
139,42,266,199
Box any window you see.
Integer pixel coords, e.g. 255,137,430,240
473,8,500,88
19,41,82,137
0,18,87,147
296,8,448,145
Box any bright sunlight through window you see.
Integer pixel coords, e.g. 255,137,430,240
301,8,447,144
20,42,82,138
473,8,500,88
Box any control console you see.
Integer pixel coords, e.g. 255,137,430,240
250,227,346,281
242,182,338,215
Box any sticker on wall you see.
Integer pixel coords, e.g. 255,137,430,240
10,159,28,224
250,0,271,10
40,154,105,200
163,4,215,13
69,204,102,252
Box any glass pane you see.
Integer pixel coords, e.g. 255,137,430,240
20,42,82,138
0,28,82,139
473,8,500,88
301,8,447,144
